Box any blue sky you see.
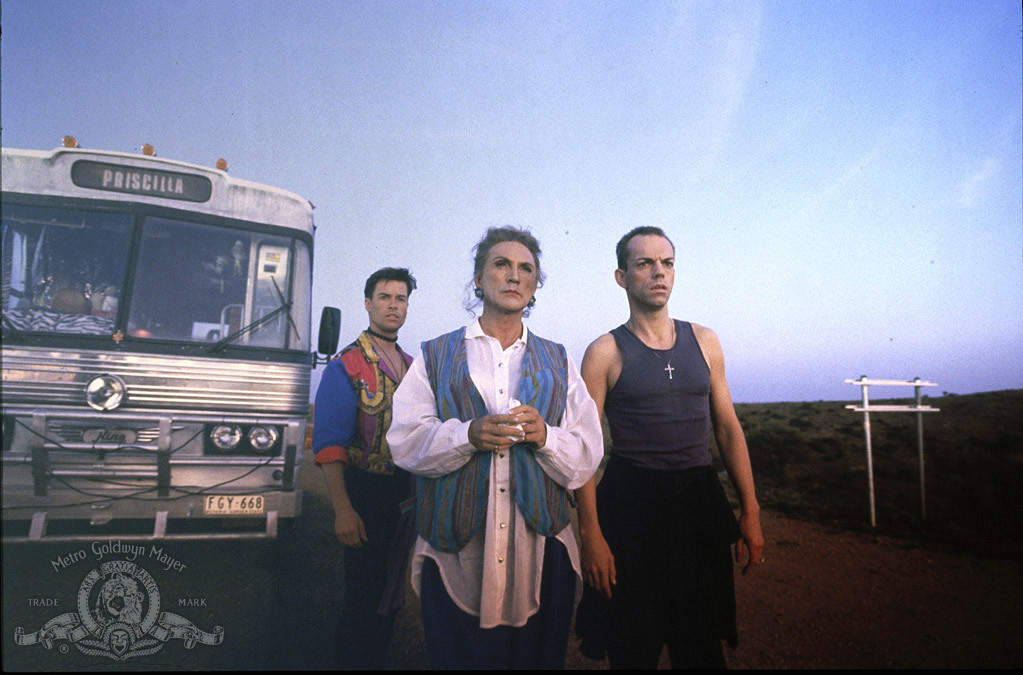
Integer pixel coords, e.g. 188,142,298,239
2,0,1020,402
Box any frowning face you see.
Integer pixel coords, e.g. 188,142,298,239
615,234,675,310
476,241,539,316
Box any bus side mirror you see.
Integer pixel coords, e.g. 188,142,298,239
317,307,341,356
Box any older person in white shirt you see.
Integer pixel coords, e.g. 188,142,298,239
387,226,603,669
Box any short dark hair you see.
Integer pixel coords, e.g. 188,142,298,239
364,267,417,299
616,226,675,270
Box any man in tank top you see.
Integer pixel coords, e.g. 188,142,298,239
573,226,764,669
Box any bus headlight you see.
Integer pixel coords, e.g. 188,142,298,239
247,426,279,453
210,425,242,452
85,375,126,411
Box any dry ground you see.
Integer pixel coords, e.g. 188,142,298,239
3,439,1018,670
383,507,1022,669
323,393,1023,669
722,509,1021,669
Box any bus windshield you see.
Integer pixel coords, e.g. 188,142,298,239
1,204,131,336
1,202,310,351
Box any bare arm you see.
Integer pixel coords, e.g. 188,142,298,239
694,324,764,575
573,334,620,598
320,461,367,548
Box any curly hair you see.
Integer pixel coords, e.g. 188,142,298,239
466,226,545,316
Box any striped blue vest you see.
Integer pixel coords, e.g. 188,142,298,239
417,327,572,552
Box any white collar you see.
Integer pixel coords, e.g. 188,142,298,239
466,318,528,347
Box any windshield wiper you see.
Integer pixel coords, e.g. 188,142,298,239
206,278,300,353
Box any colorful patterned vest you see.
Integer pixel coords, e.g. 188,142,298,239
416,327,572,552
337,332,412,475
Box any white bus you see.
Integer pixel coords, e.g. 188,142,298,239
1,139,340,541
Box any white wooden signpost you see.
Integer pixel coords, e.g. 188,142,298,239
844,376,940,528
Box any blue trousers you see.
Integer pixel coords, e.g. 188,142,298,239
419,538,576,669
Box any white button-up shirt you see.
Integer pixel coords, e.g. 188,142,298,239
387,320,603,628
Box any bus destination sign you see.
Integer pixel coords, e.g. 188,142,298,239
71,160,213,202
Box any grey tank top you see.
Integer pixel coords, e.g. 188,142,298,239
604,320,712,471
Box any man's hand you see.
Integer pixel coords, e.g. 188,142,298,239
510,403,547,447
734,509,764,575
580,530,617,599
334,505,368,548
468,414,525,453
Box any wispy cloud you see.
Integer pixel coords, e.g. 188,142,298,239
785,131,894,228
957,158,1001,207
698,1,764,169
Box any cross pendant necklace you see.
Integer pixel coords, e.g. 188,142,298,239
625,320,676,380
655,321,677,380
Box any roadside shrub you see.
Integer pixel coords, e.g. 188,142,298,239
746,420,812,480
789,416,812,430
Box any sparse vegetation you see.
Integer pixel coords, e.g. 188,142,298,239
713,390,1023,559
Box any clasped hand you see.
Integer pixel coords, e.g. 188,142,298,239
467,404,547,452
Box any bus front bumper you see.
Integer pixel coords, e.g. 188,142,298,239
1,488,302,542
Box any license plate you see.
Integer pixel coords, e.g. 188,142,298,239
203,495,265,515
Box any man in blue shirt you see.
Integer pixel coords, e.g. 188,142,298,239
312,267,416,669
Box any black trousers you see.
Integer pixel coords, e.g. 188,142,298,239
334,466,409,670
577,457,740,670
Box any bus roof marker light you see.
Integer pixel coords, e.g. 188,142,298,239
216,158,228,171
142,144,156,156
62,135,78,148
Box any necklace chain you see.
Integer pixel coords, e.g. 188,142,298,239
626,320,676,380
366,331,405,381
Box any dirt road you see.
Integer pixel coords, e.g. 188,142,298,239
721,510,1022,669
4,450,1020,670
387,479,1023,669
